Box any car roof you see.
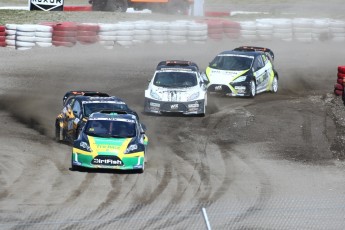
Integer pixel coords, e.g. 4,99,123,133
218,50,262,58
62,91,109,104
88,111,137,122
216,46,275,61
75,95,126,103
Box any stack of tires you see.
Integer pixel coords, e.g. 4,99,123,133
293,18,313,42
206,19,224,40
133,21,151,44
16,24,37,50
5,24,17,49
168,22,188,44
98,23,117,49
76,23,99,45
150,22,169,44
116,22,134,47
0,25,5,47
239,21,257,40
312,19,330,41
336,66,345,97
35,25,53,48
272,19,293,42
222,20,241,40
329,20,345,42
187,21,208,44
52,22,78,47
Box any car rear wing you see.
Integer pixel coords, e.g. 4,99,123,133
62,91,110,104
233,46,275,61
156,60,199,71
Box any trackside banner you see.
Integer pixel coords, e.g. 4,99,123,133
29,0,64,11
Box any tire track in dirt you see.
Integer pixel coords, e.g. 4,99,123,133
151,109,239,229
88,164,173,230
64,173,97,204
62,175,125,230
226,150,272,227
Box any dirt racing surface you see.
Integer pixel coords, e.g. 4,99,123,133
1,2,345,230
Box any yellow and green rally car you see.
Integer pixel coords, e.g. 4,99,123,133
71,111,148,173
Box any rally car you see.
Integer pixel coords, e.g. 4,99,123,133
144,60,208,116
206,46,279,97
55,91,138,143
71,111,148,173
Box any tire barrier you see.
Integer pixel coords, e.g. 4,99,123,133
0,25,6,47
336,66,345,97
5,24,17,49
205,19,224,40
329,20,345,42
76,23,99,45
1,18,344,50
52,22,78,47
35,25,53,48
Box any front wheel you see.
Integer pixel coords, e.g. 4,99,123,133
271,76,278,93
249,80,256,98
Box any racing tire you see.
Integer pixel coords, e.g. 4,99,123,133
55,123,63,142
92,0,106,11
71,156,79,171
105,0,128,12
137,161,144,174
334,89,343,96
338,66,345,74
271,76,278,93
249,80,256,97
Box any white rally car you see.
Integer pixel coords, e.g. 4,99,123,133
144,60,208,116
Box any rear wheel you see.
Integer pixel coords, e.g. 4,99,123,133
167,0,189,14
55,122,63,142
91,0,106,11
249,80,256,97
105,0,128,12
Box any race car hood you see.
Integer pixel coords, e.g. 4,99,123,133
206,67,249,85
88,135,131,156
152,85,201,102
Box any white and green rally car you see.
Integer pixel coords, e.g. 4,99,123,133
206,46,279,97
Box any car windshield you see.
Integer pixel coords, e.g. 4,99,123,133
153,71,197,88
84,120,136,138
83,103,128,117
209,55,254,71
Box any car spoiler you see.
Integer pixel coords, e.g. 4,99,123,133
62,91,110,104
233,46,275,61
156,60,199,71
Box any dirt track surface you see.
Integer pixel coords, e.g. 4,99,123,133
1,7,345,230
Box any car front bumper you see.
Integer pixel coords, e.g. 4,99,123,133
144,98,205,115
207,81,251,96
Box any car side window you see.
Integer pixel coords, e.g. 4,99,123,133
253,56,265,71
72,101,81,117
65,97,74,107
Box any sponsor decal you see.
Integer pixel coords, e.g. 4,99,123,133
29,0,64,11
150,102,160,107
215,85,222,91
92,157,123,166
170,104,179,110
133,165,143,169
188,103,199,108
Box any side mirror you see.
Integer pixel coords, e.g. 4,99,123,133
141,123,147,132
